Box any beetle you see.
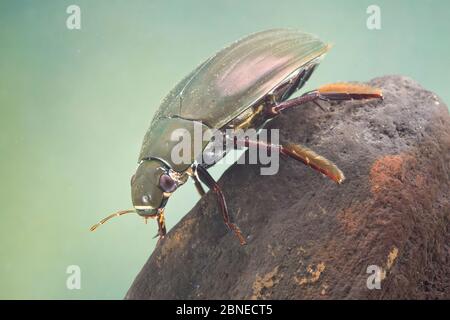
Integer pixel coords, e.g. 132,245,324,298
90,29,382,245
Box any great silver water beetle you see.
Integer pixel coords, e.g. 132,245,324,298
90,29,382,245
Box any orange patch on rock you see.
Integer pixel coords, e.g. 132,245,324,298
414,174,426,189
369,154,414,194
337,207,359,233
251,266,280,300
294,262,326,286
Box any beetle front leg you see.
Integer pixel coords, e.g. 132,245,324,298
195,165,247,245
192,169,206,197
267,82,383,116
186,165,206,197
153,209,167,242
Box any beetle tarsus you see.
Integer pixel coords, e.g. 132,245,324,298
225,222,247,245
317,82,383,101
152,209,167,243
282,143,345,184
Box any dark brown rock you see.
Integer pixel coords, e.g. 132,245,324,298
126,75,450,299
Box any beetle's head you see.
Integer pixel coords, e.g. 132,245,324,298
131,158,178,217
89,158,179,232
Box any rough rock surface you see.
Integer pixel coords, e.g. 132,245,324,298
126,75,450,299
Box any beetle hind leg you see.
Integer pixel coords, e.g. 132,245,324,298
238,137,345,184
268,82,383,116
317,82,383,101
282,143,345,184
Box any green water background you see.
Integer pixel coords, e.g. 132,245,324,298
0,0,449,299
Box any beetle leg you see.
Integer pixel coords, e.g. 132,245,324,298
312,100,327,112
153,209,167,241
280,143,345,184
185,166,206,197
316,82,383,101
271,68,306,102
237,137,345,184
267,82,382,116
195,165,247,245
272,62,319,103
192,172,206,196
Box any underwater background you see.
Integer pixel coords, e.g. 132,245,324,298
1,0,449,299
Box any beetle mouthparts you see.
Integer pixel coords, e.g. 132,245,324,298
89,209,136,232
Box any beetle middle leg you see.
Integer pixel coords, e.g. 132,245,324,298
266,82,383,116
195,165,247,245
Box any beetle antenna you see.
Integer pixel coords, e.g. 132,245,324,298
89,209,136,231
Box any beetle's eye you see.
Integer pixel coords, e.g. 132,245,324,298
141,195,151,204
159,174,177,193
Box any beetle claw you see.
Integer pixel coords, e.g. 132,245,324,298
226,222,247,245
313,100,327,112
